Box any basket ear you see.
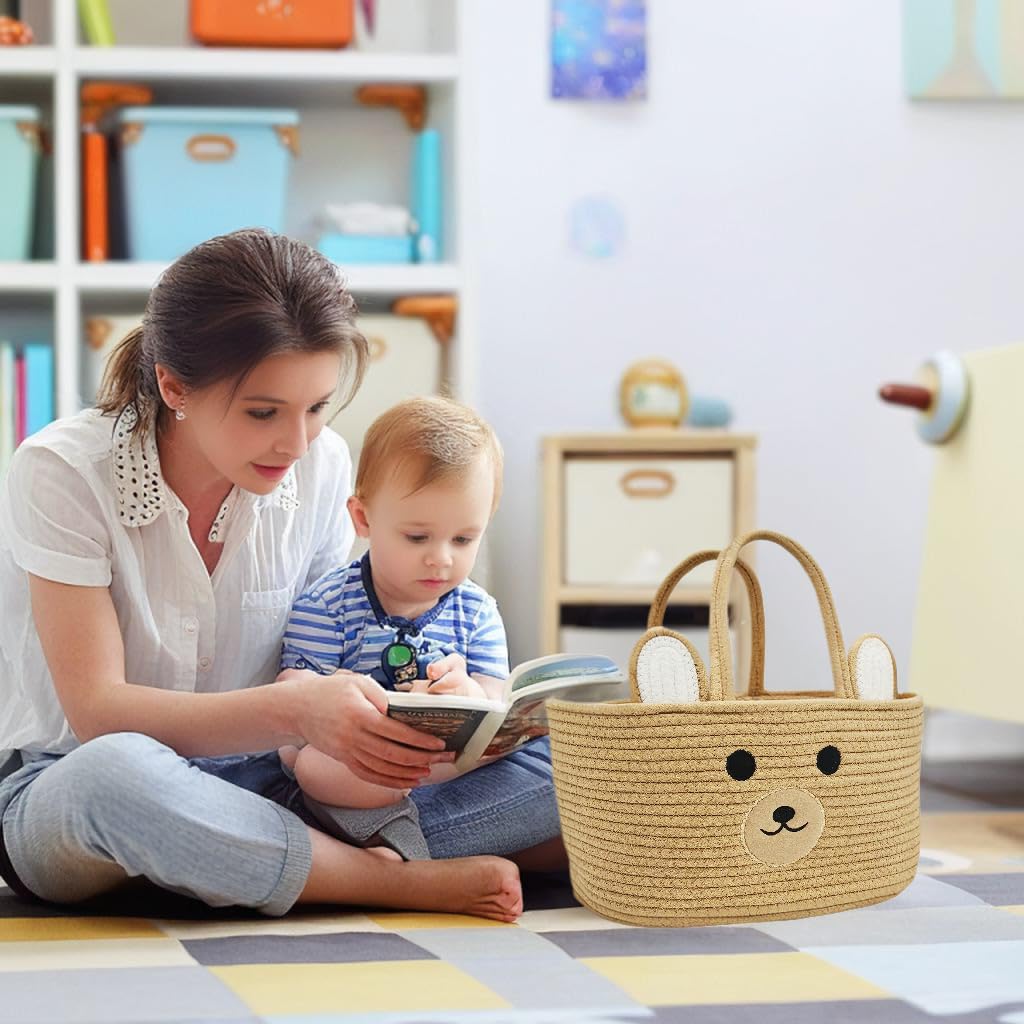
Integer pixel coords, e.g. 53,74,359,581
629,627,707,704
849,634,898,700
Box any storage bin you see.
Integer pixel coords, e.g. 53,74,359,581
564,455,734,587
328,313,444,466
112,107,299,261
548,533,923,927
0,106,42,261
190,0,354,48
317,233,414,264
328,312,444,561
82,312,144,405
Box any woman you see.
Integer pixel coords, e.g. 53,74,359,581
0,229,564,921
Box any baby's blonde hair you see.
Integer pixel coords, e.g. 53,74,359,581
355,396,504,513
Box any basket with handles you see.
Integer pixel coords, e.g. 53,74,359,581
546,530,923,927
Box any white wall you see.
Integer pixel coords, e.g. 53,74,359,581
466,0,1024,757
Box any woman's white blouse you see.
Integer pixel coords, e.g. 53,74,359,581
0,408,354,757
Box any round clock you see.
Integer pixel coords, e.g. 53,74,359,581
619,359,689,428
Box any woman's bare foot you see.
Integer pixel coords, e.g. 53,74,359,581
364,848,519,923
301,831,523,923
401,855,523,922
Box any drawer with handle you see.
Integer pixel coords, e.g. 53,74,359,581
563,455,734,588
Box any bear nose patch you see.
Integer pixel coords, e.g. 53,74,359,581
773,805,796,824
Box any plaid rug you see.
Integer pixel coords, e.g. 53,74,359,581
1,758,1022,1024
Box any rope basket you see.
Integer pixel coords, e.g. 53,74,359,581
547,530,923,927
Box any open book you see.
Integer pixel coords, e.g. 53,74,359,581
385,653,626,779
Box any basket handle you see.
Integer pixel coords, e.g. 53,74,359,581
708,530,854,702
647,549,765,696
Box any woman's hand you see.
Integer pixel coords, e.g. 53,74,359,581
278,667,454,789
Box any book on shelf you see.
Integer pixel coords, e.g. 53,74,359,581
385,652,626,781
24,343,53,438
0,341,56,474
13,348,26,445
0,341,14,473
77,0,115,45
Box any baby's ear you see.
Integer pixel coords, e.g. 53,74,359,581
346,495,371,539
630,628,707,704
849,634,898,700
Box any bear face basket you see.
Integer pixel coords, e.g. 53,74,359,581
546,530,923,927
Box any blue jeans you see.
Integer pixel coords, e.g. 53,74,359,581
0,733,560,917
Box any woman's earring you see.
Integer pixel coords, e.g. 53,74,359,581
174,407,186,421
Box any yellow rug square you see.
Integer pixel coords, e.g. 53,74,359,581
581,952,890,1006
0,938,194,971
0,918,166,942
211,961,510,1016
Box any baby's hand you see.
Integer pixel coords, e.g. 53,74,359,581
429,675,487,698
416,653,486,698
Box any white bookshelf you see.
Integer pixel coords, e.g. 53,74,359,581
72,261,462,297
71,46,459,84
0,0,476,421
0,262,58,293
0,45,57,74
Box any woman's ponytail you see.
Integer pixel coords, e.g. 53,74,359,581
95,326,162,435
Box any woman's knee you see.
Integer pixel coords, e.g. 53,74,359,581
68,730,170,770
2,734,176,902
57,732,180,812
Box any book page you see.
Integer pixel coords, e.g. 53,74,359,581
509,653,622,692
480,696,552,760
482,678,624,760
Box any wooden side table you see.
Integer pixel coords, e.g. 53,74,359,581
541,431,758,684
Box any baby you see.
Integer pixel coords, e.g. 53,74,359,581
278,396,508,852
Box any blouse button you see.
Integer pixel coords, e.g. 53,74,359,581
199,656,211,669
184,619,198,634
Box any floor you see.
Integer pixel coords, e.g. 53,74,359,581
0,758,1022,1024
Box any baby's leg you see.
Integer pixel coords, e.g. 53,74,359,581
293,745,408,808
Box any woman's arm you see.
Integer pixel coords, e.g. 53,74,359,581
30,575,302,753
29,574,450,784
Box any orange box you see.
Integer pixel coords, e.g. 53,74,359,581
190,0,354,49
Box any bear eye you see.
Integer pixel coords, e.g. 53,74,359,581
726,749,756,781
817,745,841,775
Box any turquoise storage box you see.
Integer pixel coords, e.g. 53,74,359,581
112,106,299,260
317,233,413,264
0,106,41,261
